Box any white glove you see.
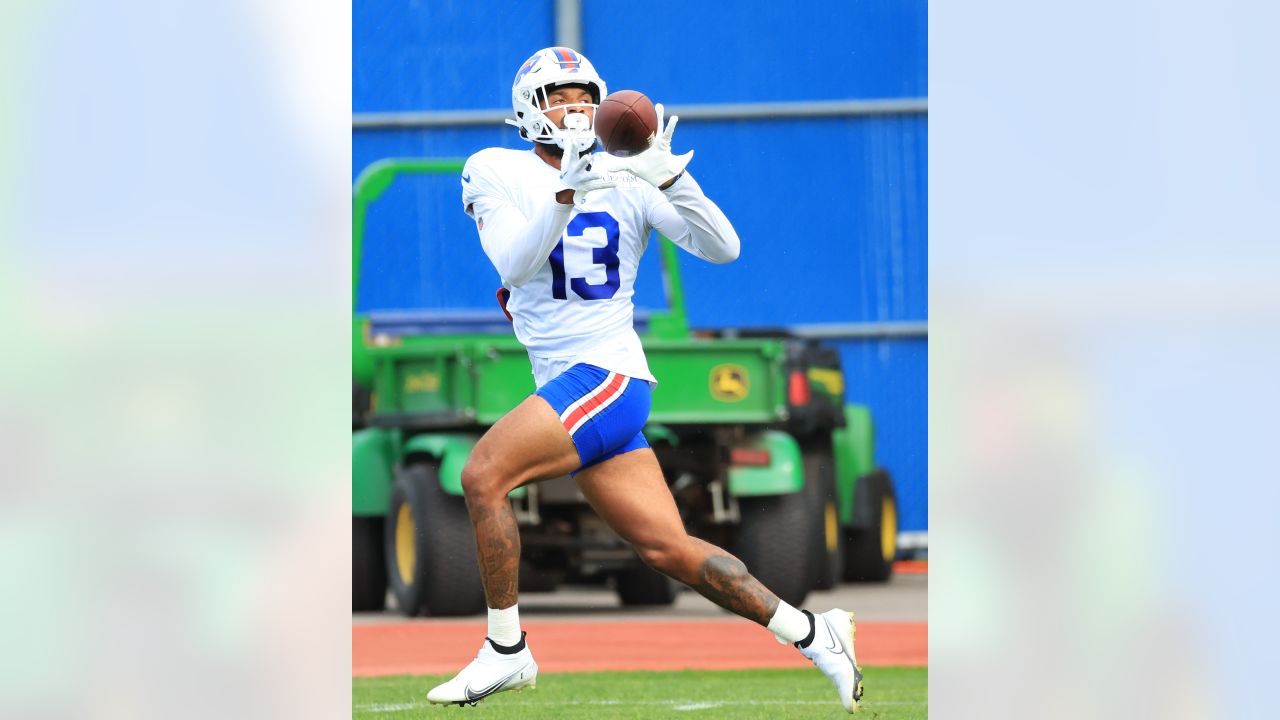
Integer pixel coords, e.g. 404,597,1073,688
599,103,693,188
558,145,616,205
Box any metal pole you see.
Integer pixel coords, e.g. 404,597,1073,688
649,98,928,121
711,322,927,340
555,0,582,50
784,321,928,339
353,97,927,130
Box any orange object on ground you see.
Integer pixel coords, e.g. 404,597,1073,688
893,560,929,574
352,620,927,677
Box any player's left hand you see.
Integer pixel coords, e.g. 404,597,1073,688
599,103,693,188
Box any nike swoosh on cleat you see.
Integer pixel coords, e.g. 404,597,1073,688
463,666,527,703
823,619,845,655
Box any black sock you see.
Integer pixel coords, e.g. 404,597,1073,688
488,631,527,655
795,610,816,649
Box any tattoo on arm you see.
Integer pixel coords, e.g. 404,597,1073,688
693,553,780,626
467,501,521,609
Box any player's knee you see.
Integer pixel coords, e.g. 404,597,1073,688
460,456,500,505
636,544,669,573
636,538,688,577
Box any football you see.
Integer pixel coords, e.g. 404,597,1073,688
593,90,658,157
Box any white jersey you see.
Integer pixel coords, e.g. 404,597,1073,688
461,147,739,388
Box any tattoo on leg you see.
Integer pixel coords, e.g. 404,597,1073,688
467,500,521,608
692,551,780,626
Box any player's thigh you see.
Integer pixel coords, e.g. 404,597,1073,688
469,394,579,489
573,448,686,548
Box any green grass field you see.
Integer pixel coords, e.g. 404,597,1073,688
354,667,927,719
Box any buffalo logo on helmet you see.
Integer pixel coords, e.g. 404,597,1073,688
514,48,583,86
514,54,539,84
549,47,581,71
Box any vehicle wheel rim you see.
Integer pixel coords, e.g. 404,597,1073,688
824,502,839,552
880,495,897,564
395,503,416,584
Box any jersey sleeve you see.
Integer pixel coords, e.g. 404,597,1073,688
644,172,741,264
460,151,507,218
461,151,574,288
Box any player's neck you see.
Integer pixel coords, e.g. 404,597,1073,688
534,142,564,171
534,142,593,171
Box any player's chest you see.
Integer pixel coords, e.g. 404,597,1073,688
540,206,645,303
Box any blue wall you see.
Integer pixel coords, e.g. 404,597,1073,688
354,0,928,534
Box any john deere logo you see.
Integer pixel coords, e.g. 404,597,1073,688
710,364,749,402
404,371,441,393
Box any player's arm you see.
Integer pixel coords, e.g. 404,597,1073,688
601,104,739,263
463,151,616,287
462,159,572,289
647,174,740,264
467,193,573,288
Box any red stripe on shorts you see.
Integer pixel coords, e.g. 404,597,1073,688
561,373,625,435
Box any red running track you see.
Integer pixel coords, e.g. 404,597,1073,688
353,620,927,677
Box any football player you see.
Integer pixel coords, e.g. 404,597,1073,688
427,46,864,713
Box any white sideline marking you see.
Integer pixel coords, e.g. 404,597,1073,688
673,701,723,710
354,699,927,713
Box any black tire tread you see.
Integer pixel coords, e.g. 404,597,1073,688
843,469,897,583
385,462,487,616
804,448,844,591
736,490,814,607
353,516,387,611
615,561,680,606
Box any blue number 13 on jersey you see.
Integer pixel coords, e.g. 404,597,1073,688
549,211,620,301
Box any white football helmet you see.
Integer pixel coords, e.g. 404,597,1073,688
507,47,607,153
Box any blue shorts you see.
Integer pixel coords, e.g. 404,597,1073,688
535,364,651,472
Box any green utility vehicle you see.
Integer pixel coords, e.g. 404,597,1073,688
352,159,898,616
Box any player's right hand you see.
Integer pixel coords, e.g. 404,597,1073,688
602,103,693,189
558,147,616,205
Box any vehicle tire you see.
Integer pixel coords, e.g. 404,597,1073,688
805,449,844,591
843,469,898,583
353,516,387,611
518,559,562,593
384,462,487,616
615,561,680,606
353,380,372,429
735,490,815,607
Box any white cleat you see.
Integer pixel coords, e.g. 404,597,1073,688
426,633,538,707
797,609,864,713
